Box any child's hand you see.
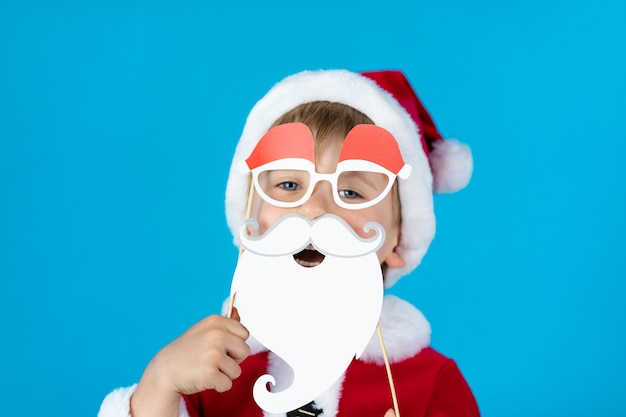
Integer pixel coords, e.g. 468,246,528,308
384,408,396,417
130,310,250,417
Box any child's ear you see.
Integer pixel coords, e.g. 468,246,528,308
383,248,405,269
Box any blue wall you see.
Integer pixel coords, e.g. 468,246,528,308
1,1,624,416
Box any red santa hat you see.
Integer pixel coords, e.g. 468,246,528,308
225,69,472,288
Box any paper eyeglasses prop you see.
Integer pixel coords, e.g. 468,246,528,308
239,123,412,210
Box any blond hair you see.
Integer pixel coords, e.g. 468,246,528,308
271,101,374,155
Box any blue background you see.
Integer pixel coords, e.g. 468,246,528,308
1,1,624,416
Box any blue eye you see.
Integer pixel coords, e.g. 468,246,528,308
279,181,300,191
339,189,361,199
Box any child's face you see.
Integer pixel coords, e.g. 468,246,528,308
249,137,405,270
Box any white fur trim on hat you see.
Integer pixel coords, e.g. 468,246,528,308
225,70,438,288
431,138,473,193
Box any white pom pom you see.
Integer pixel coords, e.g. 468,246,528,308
430,139,473,193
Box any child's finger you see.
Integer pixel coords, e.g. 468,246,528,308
224,332,251,363
224,317,249,342
230,306,241,321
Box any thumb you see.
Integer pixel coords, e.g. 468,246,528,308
230,306,241,321
383,409,396,417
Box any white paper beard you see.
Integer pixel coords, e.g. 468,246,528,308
230,214,385,414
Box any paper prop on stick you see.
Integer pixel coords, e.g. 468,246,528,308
232,214,385,413
229,123,411,414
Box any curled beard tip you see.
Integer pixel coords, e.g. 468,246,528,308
255,373,276,390
363,221,385,239
241,218,260,235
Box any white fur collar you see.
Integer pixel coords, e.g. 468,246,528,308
240,294,431,365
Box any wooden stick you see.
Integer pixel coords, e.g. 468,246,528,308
226,292,236,319
377,323,400,417
239,177,255,256
227,178,255,319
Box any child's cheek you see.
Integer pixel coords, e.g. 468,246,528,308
254,204,289,236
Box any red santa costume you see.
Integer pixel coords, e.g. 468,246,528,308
98,69,478,417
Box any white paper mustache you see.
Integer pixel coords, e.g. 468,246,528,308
239,213,385,257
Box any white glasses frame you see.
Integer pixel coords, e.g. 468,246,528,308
249,158,401,210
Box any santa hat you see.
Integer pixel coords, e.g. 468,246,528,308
225,69,472,288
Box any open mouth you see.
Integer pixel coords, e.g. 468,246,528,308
293,248,326,267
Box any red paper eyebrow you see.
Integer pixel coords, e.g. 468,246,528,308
339,125,406,174
245,123,315,170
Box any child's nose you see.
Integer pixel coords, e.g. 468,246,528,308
297,181,335,220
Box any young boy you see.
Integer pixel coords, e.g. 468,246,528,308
98,69,479,417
